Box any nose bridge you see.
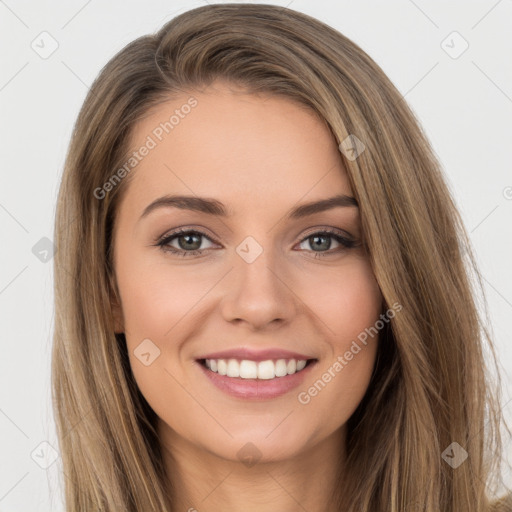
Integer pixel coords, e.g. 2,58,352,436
220,234,296,328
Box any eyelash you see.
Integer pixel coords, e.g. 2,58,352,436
154,227,357,259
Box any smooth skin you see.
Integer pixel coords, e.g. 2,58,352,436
111,80,383,512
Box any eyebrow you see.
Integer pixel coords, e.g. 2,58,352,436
139,193,358,221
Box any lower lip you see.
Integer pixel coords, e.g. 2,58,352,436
196,360,317,400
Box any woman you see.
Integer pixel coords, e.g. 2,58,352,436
52,3,511,511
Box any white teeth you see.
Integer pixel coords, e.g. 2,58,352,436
203,358,310,379
217,359,227,376
275,359,288,377
239,360,258,379
257,360,275,380
296,360,307,371
226,359,239,377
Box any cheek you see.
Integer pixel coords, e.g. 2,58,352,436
294,258,382,418
115,252,208,342
114,258,202,415
304,257,382,343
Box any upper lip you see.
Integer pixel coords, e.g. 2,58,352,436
197,348,315,362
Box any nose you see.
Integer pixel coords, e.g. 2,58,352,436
219,246,298,331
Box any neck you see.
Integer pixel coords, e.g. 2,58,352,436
158,422,346,512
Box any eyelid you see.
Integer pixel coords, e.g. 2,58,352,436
299,225,354,241
154,225,219,245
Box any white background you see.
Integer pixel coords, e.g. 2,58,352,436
0,1,511,510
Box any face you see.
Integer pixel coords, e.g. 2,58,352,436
111,80,382,465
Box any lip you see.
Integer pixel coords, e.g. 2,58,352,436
197,347,314,362
196,358,318,400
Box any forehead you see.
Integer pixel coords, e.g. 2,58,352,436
121,82,352,216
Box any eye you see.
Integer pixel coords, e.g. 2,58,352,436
155,227,357,258
156,229,217,257
296,229,356,258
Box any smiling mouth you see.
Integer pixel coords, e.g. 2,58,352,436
198,358,317,380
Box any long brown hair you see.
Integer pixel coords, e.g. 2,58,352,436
52,3,510,510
